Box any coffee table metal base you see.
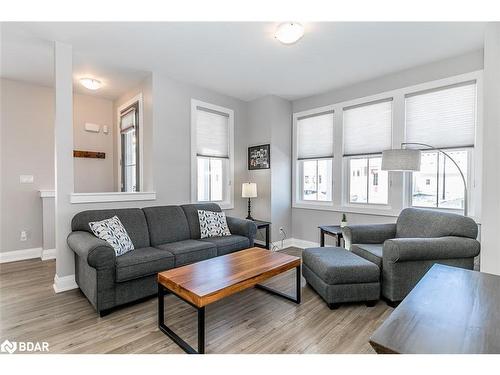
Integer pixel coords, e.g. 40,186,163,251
157,265,301,354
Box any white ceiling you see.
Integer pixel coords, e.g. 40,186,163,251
1,22,487,101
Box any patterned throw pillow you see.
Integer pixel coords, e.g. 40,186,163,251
198,210,232,238
89,216,135,256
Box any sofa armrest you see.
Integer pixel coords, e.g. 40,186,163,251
226,216,257,241
383,236,480,263
67,231,116,269
342,223,396,247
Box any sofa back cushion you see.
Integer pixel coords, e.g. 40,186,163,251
71,208,150,248
143,206,191,246
396,208,478,239
181,203,222,239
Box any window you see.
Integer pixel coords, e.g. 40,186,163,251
120,102,140,192
406,81,476,210
343,99,392,205
192,100,234,207
296,109,334,203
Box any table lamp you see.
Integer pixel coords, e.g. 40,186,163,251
242,182,257,220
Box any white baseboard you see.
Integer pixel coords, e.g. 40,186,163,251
272,238,319,250
41,248,56,261
0,247,42,263
0,247,57,263
53,274,78,293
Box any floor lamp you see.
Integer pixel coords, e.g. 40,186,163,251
381,142,468,216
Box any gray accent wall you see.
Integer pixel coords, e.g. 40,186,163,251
246,95,292,245
290,50,484,243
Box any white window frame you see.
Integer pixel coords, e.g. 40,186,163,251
292,70,483,219
116,93,144,192
292,105,335,209
190,99,234,210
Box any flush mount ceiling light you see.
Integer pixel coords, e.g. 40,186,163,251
80,78,102,90
274,22,304,44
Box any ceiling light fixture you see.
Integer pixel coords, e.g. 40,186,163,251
80,78,102,90
274,22,304,45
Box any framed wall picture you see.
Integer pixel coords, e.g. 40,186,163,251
248,144,270,170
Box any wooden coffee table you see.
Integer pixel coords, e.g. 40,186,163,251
157,247,301,354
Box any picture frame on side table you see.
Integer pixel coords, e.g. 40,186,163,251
248,144,270,170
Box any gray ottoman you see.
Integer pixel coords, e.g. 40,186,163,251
302,246,380,309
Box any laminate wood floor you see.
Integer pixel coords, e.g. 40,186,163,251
0,248,393,354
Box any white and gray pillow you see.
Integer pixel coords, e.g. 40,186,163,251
89,216,135,256
198,210,231,238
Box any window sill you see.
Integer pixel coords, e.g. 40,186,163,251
70,191,157,204
193,201,234,210
292,202,400,218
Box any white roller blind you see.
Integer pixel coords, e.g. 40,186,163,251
297,111,334,160
196,107,229,158
405,81,476,149
343,99,392,156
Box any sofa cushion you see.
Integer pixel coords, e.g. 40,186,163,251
115,247,175,282
71,208,150,248
89,216,135,256
198,210,231,238
181,203,222,239
396,207,478,239
201,235,250,256
143,206,191,246
156,239,217,267
303,247,379,285
351,244,383,268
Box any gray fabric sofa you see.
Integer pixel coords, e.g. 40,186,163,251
67,203,257,316
342,208,480,305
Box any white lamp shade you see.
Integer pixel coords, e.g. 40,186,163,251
242,183,257,198
381,149,421,171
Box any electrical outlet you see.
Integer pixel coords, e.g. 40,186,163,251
20,230,28,242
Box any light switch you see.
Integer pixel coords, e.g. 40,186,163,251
20,175,34,184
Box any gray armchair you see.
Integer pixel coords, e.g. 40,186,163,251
342,208,480,305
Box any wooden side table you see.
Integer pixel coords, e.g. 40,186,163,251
318,225,344,247
253,220,271,250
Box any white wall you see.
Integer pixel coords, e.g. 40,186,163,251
480,23,500,275
0,79,54,252
290,50,484,243
73,93,114,193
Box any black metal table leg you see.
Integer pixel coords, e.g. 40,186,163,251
255,265,301,304
158,283,206,354
198,307,205,354
265,225,270,250
320,229,325,247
